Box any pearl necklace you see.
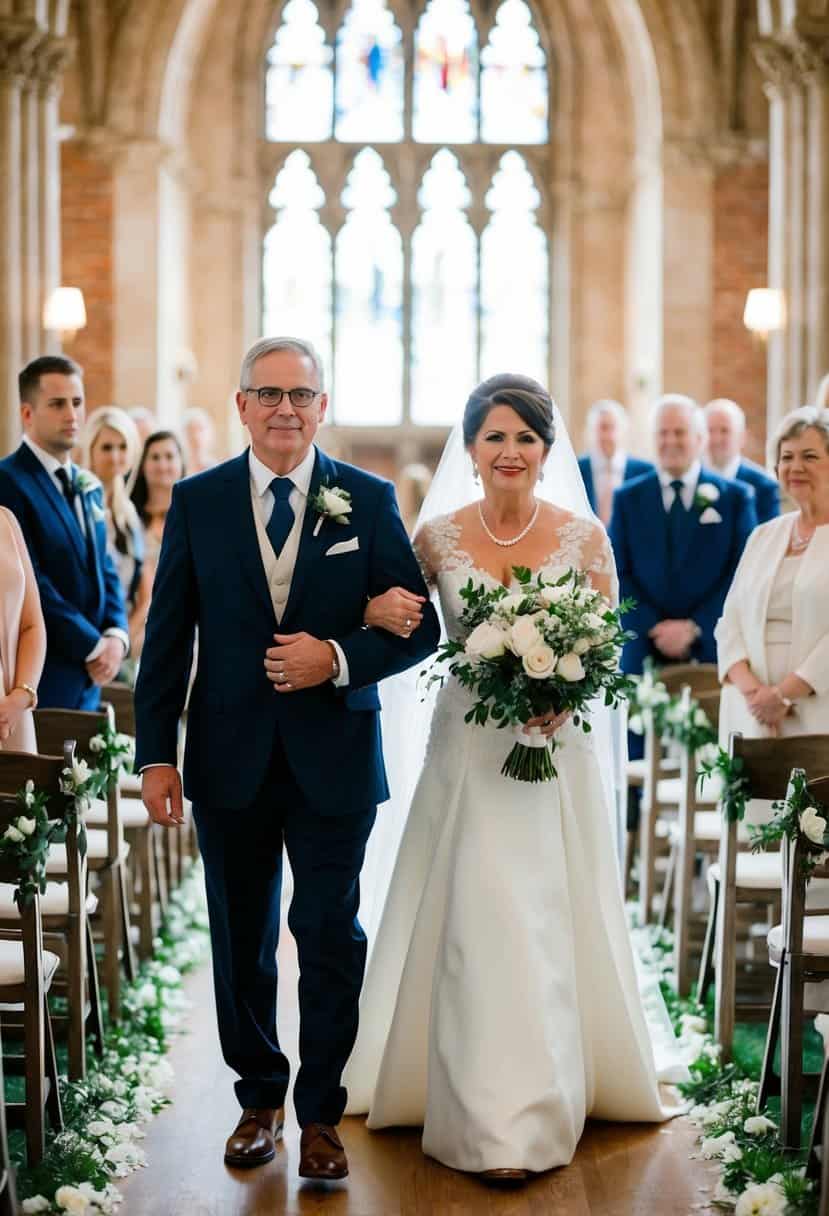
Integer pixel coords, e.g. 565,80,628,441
478,500,540,548
790,518,813,552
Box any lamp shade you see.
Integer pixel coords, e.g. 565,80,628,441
743,288,785,336
43,287,87,334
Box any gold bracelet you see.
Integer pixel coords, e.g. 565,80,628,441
11,683,37,709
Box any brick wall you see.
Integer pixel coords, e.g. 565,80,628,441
711,161,769,462
60,141,114,409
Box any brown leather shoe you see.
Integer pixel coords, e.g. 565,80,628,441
298,1123,348,1180
224,1107,284,1168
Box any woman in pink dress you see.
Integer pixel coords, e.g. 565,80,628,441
0,507,46,751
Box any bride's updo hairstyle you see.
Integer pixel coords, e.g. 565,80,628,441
462,373,556,450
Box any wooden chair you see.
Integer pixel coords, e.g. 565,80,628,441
0,745,102,1081
757,774,829,1147
0,761,68,1164
711,735,829,1062
0,1035,17,1216
34,707,137,1020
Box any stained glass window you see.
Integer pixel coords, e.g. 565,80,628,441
481,0,547,144
413,0,478,144
263,152,332,375
335,0,404,142
265,0,333,142
334,150,404,424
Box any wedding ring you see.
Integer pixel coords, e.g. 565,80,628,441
277,670,285,682
405,618,412,628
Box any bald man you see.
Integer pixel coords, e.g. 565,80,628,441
704,398,779,524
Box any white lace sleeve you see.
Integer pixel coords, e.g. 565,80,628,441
585,526,618,606
413,514,468,587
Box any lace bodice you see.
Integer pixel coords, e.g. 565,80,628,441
414,510,617,639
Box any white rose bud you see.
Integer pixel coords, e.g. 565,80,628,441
3,825,24,843
498,593,525,616
556,652,586,682
510,615,543,656
799,805,827,846
572,637,591,655
16,816,36,836
465,622,507,660
522,645,557,679
539,584,570,606
743,1114,776,1136
696,483,720,503
322,489,351,517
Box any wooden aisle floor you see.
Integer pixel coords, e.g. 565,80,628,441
119,932,718,1216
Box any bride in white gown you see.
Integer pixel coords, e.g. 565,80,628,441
344,375,674,1180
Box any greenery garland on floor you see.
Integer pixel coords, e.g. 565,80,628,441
633,920,819,1215
13,859,210,1215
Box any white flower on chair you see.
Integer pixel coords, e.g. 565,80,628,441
799,804,828,846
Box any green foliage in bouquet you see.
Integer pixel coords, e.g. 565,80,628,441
428,566,635,782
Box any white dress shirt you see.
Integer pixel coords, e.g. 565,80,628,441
657,460,702,512
22,435,129,662
715,454,742,482
248,445,349,687
590,448,627,524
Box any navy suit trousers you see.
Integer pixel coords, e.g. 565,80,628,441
193,733,376,1124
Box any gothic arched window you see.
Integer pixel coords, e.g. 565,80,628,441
263,0,550,428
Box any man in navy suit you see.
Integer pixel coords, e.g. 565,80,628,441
0,356,128,709
135,337,439,1181
577,398,654,525
704,398,780,524
610,394,756,677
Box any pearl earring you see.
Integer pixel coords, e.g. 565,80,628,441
472,463,480,483
538,468,545,482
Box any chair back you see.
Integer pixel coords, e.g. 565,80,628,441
101,683,136,737
732,734,829,801
660,663,719,697
695,688,720,732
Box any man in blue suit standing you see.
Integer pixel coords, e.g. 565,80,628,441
135,337,439,1182
577,398,654,525
704,398,780,524
0,356,128,709
610,394,756,677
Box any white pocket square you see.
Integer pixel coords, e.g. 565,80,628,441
325,537,360,557
699,507,722,524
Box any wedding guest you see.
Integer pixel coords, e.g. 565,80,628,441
704,398,780,524
577,399,653,525
0,507,46,750
127,406,159,448
610,393,756,676
129,430,186,656
82,407,146,610
717,406,829,740
183,407,218,474
0,356,128,709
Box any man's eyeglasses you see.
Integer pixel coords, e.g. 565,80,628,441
243,386,321,409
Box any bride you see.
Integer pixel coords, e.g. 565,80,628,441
344,373,673,1181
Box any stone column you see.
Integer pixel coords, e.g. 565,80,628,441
37,37,72,358
19,41,44,362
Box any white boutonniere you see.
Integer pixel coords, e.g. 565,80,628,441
75,470,103,496
693,483,720,512
311,483,352,537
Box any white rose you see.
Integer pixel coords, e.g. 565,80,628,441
539,584,570,606
464,622,507,660
734,1182,786,1216
16,815,36,836
542,565,572,585
572,637,591,655
800,805,827,846
743,1114,776,1135
22,1199,51,1214
24,778,35,807
582,612,605,632
498,593,526,616
89,735,105,752
3,825,24,843
64,757,91,787
679,1013,707,1036
55,1185,91,1214
696,483,720,503
700,1130,736,1159
510,616,543,656
556,652,586,682
321,489,351,517
522,645,557,679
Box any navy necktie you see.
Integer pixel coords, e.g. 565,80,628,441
266,477,295,557
667,478,685,562
55,466,77,509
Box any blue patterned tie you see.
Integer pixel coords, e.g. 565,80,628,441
667,478,685,563
266,477,295,557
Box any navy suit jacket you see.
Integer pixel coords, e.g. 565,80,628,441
0,444,128,709
734,460,780,525
577,454,655,514
609,467,756,674
134,447,440,815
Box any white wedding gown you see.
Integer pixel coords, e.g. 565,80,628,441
344,514,673,1174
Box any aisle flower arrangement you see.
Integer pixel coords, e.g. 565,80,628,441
13,862,210,1215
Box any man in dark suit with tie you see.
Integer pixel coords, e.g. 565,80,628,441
0,357,128,709
704,398,780,524
577,399,654,525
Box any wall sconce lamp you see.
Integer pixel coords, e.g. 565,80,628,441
743,288,785,340
44,287,87,343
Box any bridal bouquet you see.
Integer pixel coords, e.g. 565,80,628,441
430,566,634,782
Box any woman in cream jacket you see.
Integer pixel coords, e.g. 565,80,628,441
716,406,829,740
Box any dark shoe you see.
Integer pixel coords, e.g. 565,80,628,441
480,1168,529,1185
224,1107,284,1168
298,1123,348,1180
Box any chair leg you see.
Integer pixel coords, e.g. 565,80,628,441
780,954,805,1149
659,842,676,931
43,996,63,1134
639,799,658,923
623,828,637,900
98,868,122,1023
118,864,137,984
66,910,86,1082
153,828,169,917
21,992,45,1165
134,828,156,960
162,829,176,900
758,959,784,1111
697,874,719,1004
86,917,104,1057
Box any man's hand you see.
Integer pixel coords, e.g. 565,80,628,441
86,636,125,686
649,619,697,660
265,632,335,692
142,765,185,827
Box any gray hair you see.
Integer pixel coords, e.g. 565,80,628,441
585,398,629,438
240,337,325,391
767,405,829,468
704,397,746,432
650,393,707,438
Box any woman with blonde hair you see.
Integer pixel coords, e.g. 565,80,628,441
82,406,146,614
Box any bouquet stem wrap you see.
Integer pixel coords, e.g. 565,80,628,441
502,724,558,783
